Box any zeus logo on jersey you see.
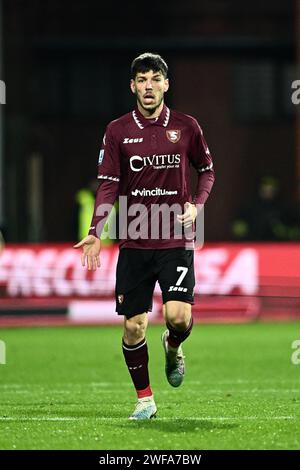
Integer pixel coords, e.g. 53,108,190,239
129,154,181,172
131,188,178,197
123,137,143,144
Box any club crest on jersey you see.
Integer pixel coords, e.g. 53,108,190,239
166,130,181,143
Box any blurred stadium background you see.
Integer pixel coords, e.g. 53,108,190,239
0,0,299,325
0,0,300,451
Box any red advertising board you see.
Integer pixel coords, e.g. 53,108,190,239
0,243,299,323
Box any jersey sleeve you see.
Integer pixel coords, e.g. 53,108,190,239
188,118,213,174
97,123,121,182
188,118,215,205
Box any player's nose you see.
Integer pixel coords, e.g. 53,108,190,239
145,80,153,89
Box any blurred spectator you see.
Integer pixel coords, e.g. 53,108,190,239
232,176,288,241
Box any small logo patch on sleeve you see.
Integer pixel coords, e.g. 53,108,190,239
98,149,104,165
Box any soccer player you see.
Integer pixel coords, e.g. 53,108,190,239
74,53,215,419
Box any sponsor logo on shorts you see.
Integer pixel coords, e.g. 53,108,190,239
168,286,188,292
118,294,124,304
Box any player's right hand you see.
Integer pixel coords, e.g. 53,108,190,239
73,235,101,271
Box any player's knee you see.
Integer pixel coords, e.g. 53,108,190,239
165,302,191,330
124,315,147,343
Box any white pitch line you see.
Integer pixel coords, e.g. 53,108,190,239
0,383,132,389
187,380,300,385
159,389,300,393
0,416,296,422
0,389,299,395
1,379,300,389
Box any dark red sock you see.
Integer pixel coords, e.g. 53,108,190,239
122,338,152,398
166,316,193,348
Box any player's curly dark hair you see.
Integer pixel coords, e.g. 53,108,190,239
131,52,168,79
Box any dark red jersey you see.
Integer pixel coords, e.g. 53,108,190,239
90,104,214,249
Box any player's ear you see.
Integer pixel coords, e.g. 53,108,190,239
164,78,169,93
130,79,136,94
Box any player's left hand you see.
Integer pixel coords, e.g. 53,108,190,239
177,202,198,228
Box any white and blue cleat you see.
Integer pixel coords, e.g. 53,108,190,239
128,396,157,420
161,330,185,387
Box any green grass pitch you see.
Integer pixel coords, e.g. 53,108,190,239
0,322,299,449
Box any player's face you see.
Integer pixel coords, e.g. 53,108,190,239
130,70,169,114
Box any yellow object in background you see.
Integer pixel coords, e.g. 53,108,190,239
76,188,117,245
76,188,95,241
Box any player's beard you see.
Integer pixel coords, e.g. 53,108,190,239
136,93,164,115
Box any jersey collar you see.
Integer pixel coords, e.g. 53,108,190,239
132,104,170,129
